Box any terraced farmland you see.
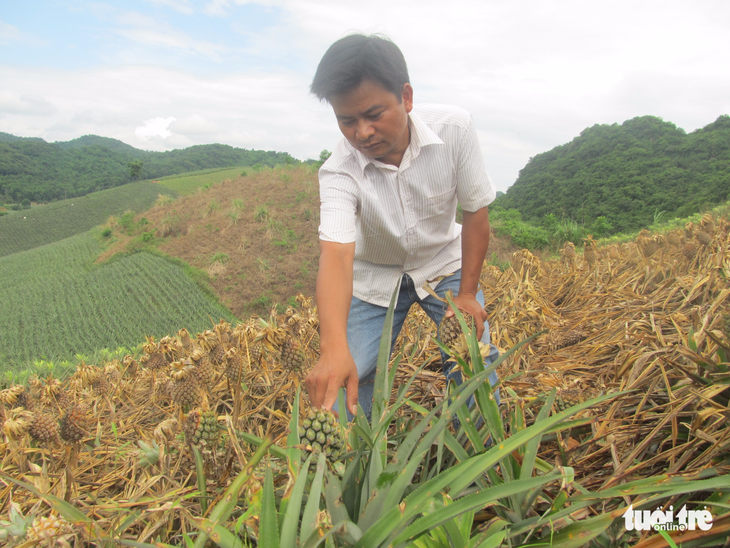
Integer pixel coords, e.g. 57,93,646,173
0,181,176,257
0,232,235,369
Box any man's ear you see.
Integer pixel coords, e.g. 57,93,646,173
402,83,414,113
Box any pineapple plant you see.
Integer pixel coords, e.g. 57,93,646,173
122,354,139,376
554,330,584,349
683,241,698,261
183,408,220,449
26,514,74,545
59,405,88,444
224,347,246,384
29,412,60,446
199,330,226,365
178,327,194,353
190,348,214,386
169,361,201,407
666,230,682,246
298,408,346,460
560,241,576,264
438,312,475,348
280,338,306,372
142,336,168,370
246,338,264,366
583,236,598,265
696,229,712,246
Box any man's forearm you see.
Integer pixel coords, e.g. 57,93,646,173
459,207,491,296
316,241,356,355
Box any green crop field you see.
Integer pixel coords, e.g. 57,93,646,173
0,231,236,371
157,166,251,195
0,181,176,258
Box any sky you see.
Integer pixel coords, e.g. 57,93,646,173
1,1,729,193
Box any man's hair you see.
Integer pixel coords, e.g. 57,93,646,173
310,34,410,103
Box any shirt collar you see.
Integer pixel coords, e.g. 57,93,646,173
347,108,445,174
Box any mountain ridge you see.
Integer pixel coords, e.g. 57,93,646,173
0,132,299,203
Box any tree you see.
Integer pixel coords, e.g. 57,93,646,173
128,160,143,180
315,149,332,169
21,198,31,209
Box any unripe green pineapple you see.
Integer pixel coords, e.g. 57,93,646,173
298,408,346,461
183,409,220,449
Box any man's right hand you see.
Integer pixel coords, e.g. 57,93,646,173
305,349,359,416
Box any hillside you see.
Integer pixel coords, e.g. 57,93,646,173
495,114,730,234
0,132,299,203
103,165,323,318
0,231,235,369
0,180,176,257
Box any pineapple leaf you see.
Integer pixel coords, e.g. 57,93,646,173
324,469,349,524
358,390,624,547
182,515,246,548
286,386,302,473
192,434,273,548
514,388,556,516
300,452,327,545
279,453,314,548
259,463,280,548
371,281,400,426
191,446,208,516
0,473,94,526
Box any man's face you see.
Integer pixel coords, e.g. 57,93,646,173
329,80,413,167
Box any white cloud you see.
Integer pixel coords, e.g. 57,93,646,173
170,114,218,136
2,1,730,192
0,19,45,46
135,117,177,141
0,91,56,116
143,0,195,15
111,10,227,61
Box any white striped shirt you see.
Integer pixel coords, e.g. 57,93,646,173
318,104,496,307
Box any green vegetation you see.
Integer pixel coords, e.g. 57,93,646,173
495,114,730,235
0,231,235,370
0,132,298,202
157,166,251,195
0,181,175,258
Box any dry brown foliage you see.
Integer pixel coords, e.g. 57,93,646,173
1,213,728,542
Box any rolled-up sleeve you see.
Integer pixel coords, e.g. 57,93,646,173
455,116,496,212
318,168,358,243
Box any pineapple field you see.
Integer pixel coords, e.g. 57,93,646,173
0,231,235,373
0,182,176,258
0,212,729,546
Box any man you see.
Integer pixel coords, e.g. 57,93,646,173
305,34,499,419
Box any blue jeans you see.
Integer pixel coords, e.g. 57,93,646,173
337,269,500,420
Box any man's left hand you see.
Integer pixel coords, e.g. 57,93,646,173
445,292,488,341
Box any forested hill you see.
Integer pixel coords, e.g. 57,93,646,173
0,133,298,202
494,115,730,234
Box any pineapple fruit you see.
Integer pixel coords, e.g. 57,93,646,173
59,405,88,444
29,412,60,445
169,361,201,407
298,408,346,461
183,409,220,449
281,338,306,372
